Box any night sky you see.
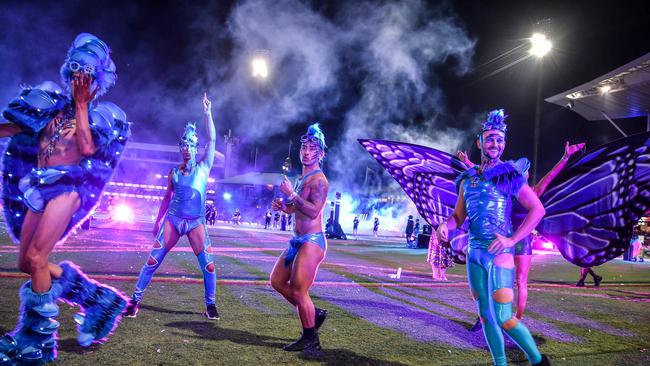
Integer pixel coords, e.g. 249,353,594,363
0,0,648,191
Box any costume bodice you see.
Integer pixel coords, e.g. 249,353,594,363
167,162,210,219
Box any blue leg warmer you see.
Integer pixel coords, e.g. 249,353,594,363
132,231,170,303
57,261,128,347
0,281,61,365
196,235,216,306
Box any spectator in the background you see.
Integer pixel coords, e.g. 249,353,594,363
264,209,272,229
373,217,380,238
414,218,421,239
353,216,359,237
427,233,454,281
405,215,415,246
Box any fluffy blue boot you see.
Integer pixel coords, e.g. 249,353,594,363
56,261,128,347
0,281,61,365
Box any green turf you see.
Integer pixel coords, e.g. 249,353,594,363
0,224,649,365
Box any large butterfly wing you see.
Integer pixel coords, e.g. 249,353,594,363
412,172,468,263
358,139,468,262
539,131,650,267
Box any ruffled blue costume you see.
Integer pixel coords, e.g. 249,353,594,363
0,33,130,365
456,160,542,366
1,82,129,243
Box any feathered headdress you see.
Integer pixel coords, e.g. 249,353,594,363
180,122,198,147
481,109,508,134
60,33,117,98
303,123,327,150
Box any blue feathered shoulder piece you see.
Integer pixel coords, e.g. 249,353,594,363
1,86,130,243
2,81,69,134
455,159,528,197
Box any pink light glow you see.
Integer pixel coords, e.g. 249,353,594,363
542,241,554,250
114,204,134,222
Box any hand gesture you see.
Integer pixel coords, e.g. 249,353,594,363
436,222,449,242
456,151,473,167
488,233,514,254
563,141,585,159
72,73,98,105
279,175,293,197
203,92,212,114
272,198,285,212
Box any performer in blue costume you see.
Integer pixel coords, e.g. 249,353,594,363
460,141,585,331
436,110,550,366
270,123,329,351
125,94,218,320
0,33,130,365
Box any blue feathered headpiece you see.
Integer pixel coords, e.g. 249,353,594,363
60,33,116,99
303,123,327,150
180,122,199,147
481,109,508,134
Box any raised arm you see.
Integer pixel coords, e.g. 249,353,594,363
200,93,216,169
72,73,98,156
436,184,467,242
457,151,475,170
281,175,329,220
533,141,585,196
0,122,23,138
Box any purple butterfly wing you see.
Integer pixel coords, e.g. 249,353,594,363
539,131,650,267
358,139,468,263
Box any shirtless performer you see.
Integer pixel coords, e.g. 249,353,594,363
0,33,130,364
270,123,329,351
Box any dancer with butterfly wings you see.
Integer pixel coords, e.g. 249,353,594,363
459,141,585,331
360,110,650,366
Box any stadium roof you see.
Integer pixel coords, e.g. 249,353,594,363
546,52,650,121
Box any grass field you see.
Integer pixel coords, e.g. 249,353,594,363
0,220,648,365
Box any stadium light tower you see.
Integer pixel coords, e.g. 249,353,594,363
531,19,552,183
251,55,269,79
529,33,552,58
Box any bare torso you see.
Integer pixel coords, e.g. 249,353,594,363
38,112,83,167
292,172,328,236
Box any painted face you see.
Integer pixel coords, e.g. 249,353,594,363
179,142,198,162
479,130,506,160
300,141,323,166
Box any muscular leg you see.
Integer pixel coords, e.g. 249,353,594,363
467,249,506,366
22,192,80,292
270,249,296,306
514,254,531,319
133,219,180,301
188,223,216,306
18,210,41,274
491,252,542,365
289,243,325,328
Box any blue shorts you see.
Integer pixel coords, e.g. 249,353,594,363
284,232,327,267
514,236,532,256
19,166,82,213
163,213,205,237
